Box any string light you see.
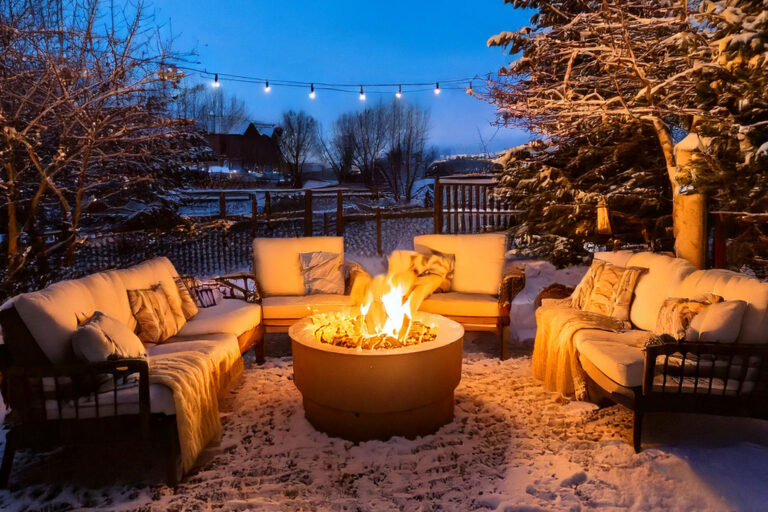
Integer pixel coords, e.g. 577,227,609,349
359,85,366,101
309,83,316,99
396,85,402,99
434,82,441,95
212,73,220,88
264,80,271,93
466,81,473,95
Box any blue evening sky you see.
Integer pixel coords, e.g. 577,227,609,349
152,0,531,155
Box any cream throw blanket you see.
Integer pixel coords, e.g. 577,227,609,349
532,304,628,399
150,349,242,472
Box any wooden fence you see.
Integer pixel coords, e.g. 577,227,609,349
433,175,521,234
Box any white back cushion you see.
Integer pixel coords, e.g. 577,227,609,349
594,250,635,268
677,269,768,344
413,233,506,295
625,252,697,331
253,237,344,296
77,270,131,327
14,279,95,364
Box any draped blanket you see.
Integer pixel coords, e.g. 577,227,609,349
532,305,628,399
150,352,225,473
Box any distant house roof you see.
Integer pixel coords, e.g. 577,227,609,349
218,121,277,137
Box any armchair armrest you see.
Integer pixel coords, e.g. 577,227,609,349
214,272,262,304
6,358,151,425
498,266,526,316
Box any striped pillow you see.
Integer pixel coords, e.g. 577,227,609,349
127,283,180,344
575,259,646,322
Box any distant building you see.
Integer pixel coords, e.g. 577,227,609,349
206,121,283,172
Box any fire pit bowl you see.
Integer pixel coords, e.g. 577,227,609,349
290,312,464,441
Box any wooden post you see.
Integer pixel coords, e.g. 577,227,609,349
304,189,313,236
482,183,488,231
336,190,344,236
376,207,383,255
434,177,442,234
250,193,258,235
218,192,226,219
265,191,272,228
323,212,329,235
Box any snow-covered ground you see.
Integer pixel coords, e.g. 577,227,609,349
2,335,767,511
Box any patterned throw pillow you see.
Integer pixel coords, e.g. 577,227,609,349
575,259,646,322
300,252,345,295
127,283,180,344
414,249,454,293
174,276,200,319
655,294,723,339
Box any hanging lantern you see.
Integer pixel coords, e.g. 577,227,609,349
596,196,612,236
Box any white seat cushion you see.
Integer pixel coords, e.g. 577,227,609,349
261,294,354,319
574,329,654,387
419,292,499,317
413,234,506,295
177,300,261,338
253,237,344,296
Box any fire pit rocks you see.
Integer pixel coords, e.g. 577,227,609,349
290,312,464,441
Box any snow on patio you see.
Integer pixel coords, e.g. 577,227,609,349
2,335,767,511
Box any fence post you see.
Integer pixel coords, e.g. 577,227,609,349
336,190,344,236
218,192,226,219
304,189,313,237
265,191,272,228
323,212,329,236
434,177,442,234
376,207,383,255
250,193,258,235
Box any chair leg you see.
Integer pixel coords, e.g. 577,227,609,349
165,419,182,486
500,323,510,361
633,410,643,453
0,429,17,489
254,337,266,366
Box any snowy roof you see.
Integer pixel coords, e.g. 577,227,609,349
218,121,277,136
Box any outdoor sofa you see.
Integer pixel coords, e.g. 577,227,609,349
409,234,525,360
0,257,262,486
538,250,768,451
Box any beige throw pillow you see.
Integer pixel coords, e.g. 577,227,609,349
686,300,747,343
127,283,180,344
575,260,646,321
300,252,345,295
174,276,200,319
72,311,147,362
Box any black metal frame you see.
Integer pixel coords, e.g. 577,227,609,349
583,334,768,452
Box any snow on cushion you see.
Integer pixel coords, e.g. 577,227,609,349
594,250,635,268
253,237,344,296
626,252,697,331
413,234,506,296
261,294,354,319
76,270,132,327
419,292,499,317
177,299,261,337
677,268,768,344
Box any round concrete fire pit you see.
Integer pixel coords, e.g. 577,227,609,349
290,312,464,441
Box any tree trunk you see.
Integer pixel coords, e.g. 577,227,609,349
649,118,707,268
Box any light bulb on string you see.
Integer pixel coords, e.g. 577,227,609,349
309,83,316,99
395,85,402,99
264,80,271,93
359,85,366,101
434,82,441,95
212,73,220,88
466,81,473,95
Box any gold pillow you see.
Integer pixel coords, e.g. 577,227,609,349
174,276,200,320
127,283,180,344
577,260,646,322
